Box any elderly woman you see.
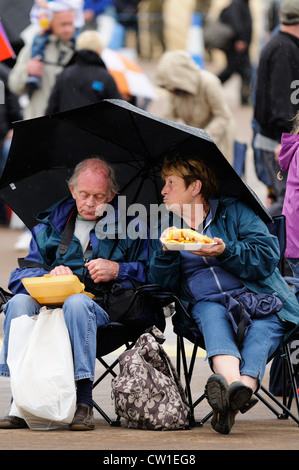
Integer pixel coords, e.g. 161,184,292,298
148,155,299,434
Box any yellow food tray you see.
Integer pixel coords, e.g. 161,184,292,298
22,274,94,305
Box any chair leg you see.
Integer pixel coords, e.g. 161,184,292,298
284,343,299,418
254,344,299,426
176,336,195,426
176,335,213,427
92,342,137,425
92,357,121,426
255,386,299,425
92,400,121,426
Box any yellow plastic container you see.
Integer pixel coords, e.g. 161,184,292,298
22,274,94,306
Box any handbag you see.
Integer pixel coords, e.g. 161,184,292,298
203,17,235,51
111,328,190,430
104,280,165,332
104,278,145,322
7,307,76,430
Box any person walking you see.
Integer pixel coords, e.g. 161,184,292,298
217,0,252,105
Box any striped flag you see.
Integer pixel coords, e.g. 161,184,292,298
0,19,15,61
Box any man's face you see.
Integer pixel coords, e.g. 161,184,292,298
69,169,115,220
51,10,76,42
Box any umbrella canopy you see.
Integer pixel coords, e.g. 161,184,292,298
0,99,270,230
101,49,157,101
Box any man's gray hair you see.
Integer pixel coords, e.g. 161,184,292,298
68,157,119,194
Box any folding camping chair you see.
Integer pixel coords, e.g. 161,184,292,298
172,215,299,427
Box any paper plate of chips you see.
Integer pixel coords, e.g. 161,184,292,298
161,228,216,251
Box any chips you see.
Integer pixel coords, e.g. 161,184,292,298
165,228,213,245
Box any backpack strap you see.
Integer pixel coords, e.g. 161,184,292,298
58,207,78,264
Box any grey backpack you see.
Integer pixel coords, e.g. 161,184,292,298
111,328,190,430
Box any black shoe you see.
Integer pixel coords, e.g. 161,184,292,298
228,381,253,412
0,414,28,429
239,396,258,414
69,403,94,431
205,374,236,434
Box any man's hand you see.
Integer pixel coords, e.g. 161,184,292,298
27,56,44,77
50,265,73,276
85,258,119,283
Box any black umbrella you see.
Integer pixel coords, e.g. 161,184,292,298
0,99,270,230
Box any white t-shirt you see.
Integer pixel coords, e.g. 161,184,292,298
74,216,97,253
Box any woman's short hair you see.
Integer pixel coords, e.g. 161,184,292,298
162,156,219,200
68,157,119,194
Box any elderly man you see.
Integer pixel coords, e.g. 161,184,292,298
8,7,77,119
0,158,149,431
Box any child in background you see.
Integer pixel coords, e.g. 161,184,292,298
27,0,84,96
278,111,299,297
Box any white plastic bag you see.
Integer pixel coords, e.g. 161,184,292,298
7,307,76,430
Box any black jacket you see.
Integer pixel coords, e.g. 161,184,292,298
220,0,252,44
46,49,122,114
0,63,22,140
254,31,299,140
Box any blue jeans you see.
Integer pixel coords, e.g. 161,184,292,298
190,300,286,384
0,293,109,381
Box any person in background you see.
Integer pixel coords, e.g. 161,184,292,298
83,0,116,47
8,6,77,119
27,0,84,96
254,0,299,216
217,0,252,105
0,62,23,225
46,30,121,114
278,112,299,296
155,50,235,164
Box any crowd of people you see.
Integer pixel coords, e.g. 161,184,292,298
0,0,299,435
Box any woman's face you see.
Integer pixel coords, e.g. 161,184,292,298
161,174,194,214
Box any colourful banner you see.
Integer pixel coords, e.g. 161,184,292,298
0,19,15,61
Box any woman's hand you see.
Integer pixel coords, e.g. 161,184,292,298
189,237,226,257
159,226,177,251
